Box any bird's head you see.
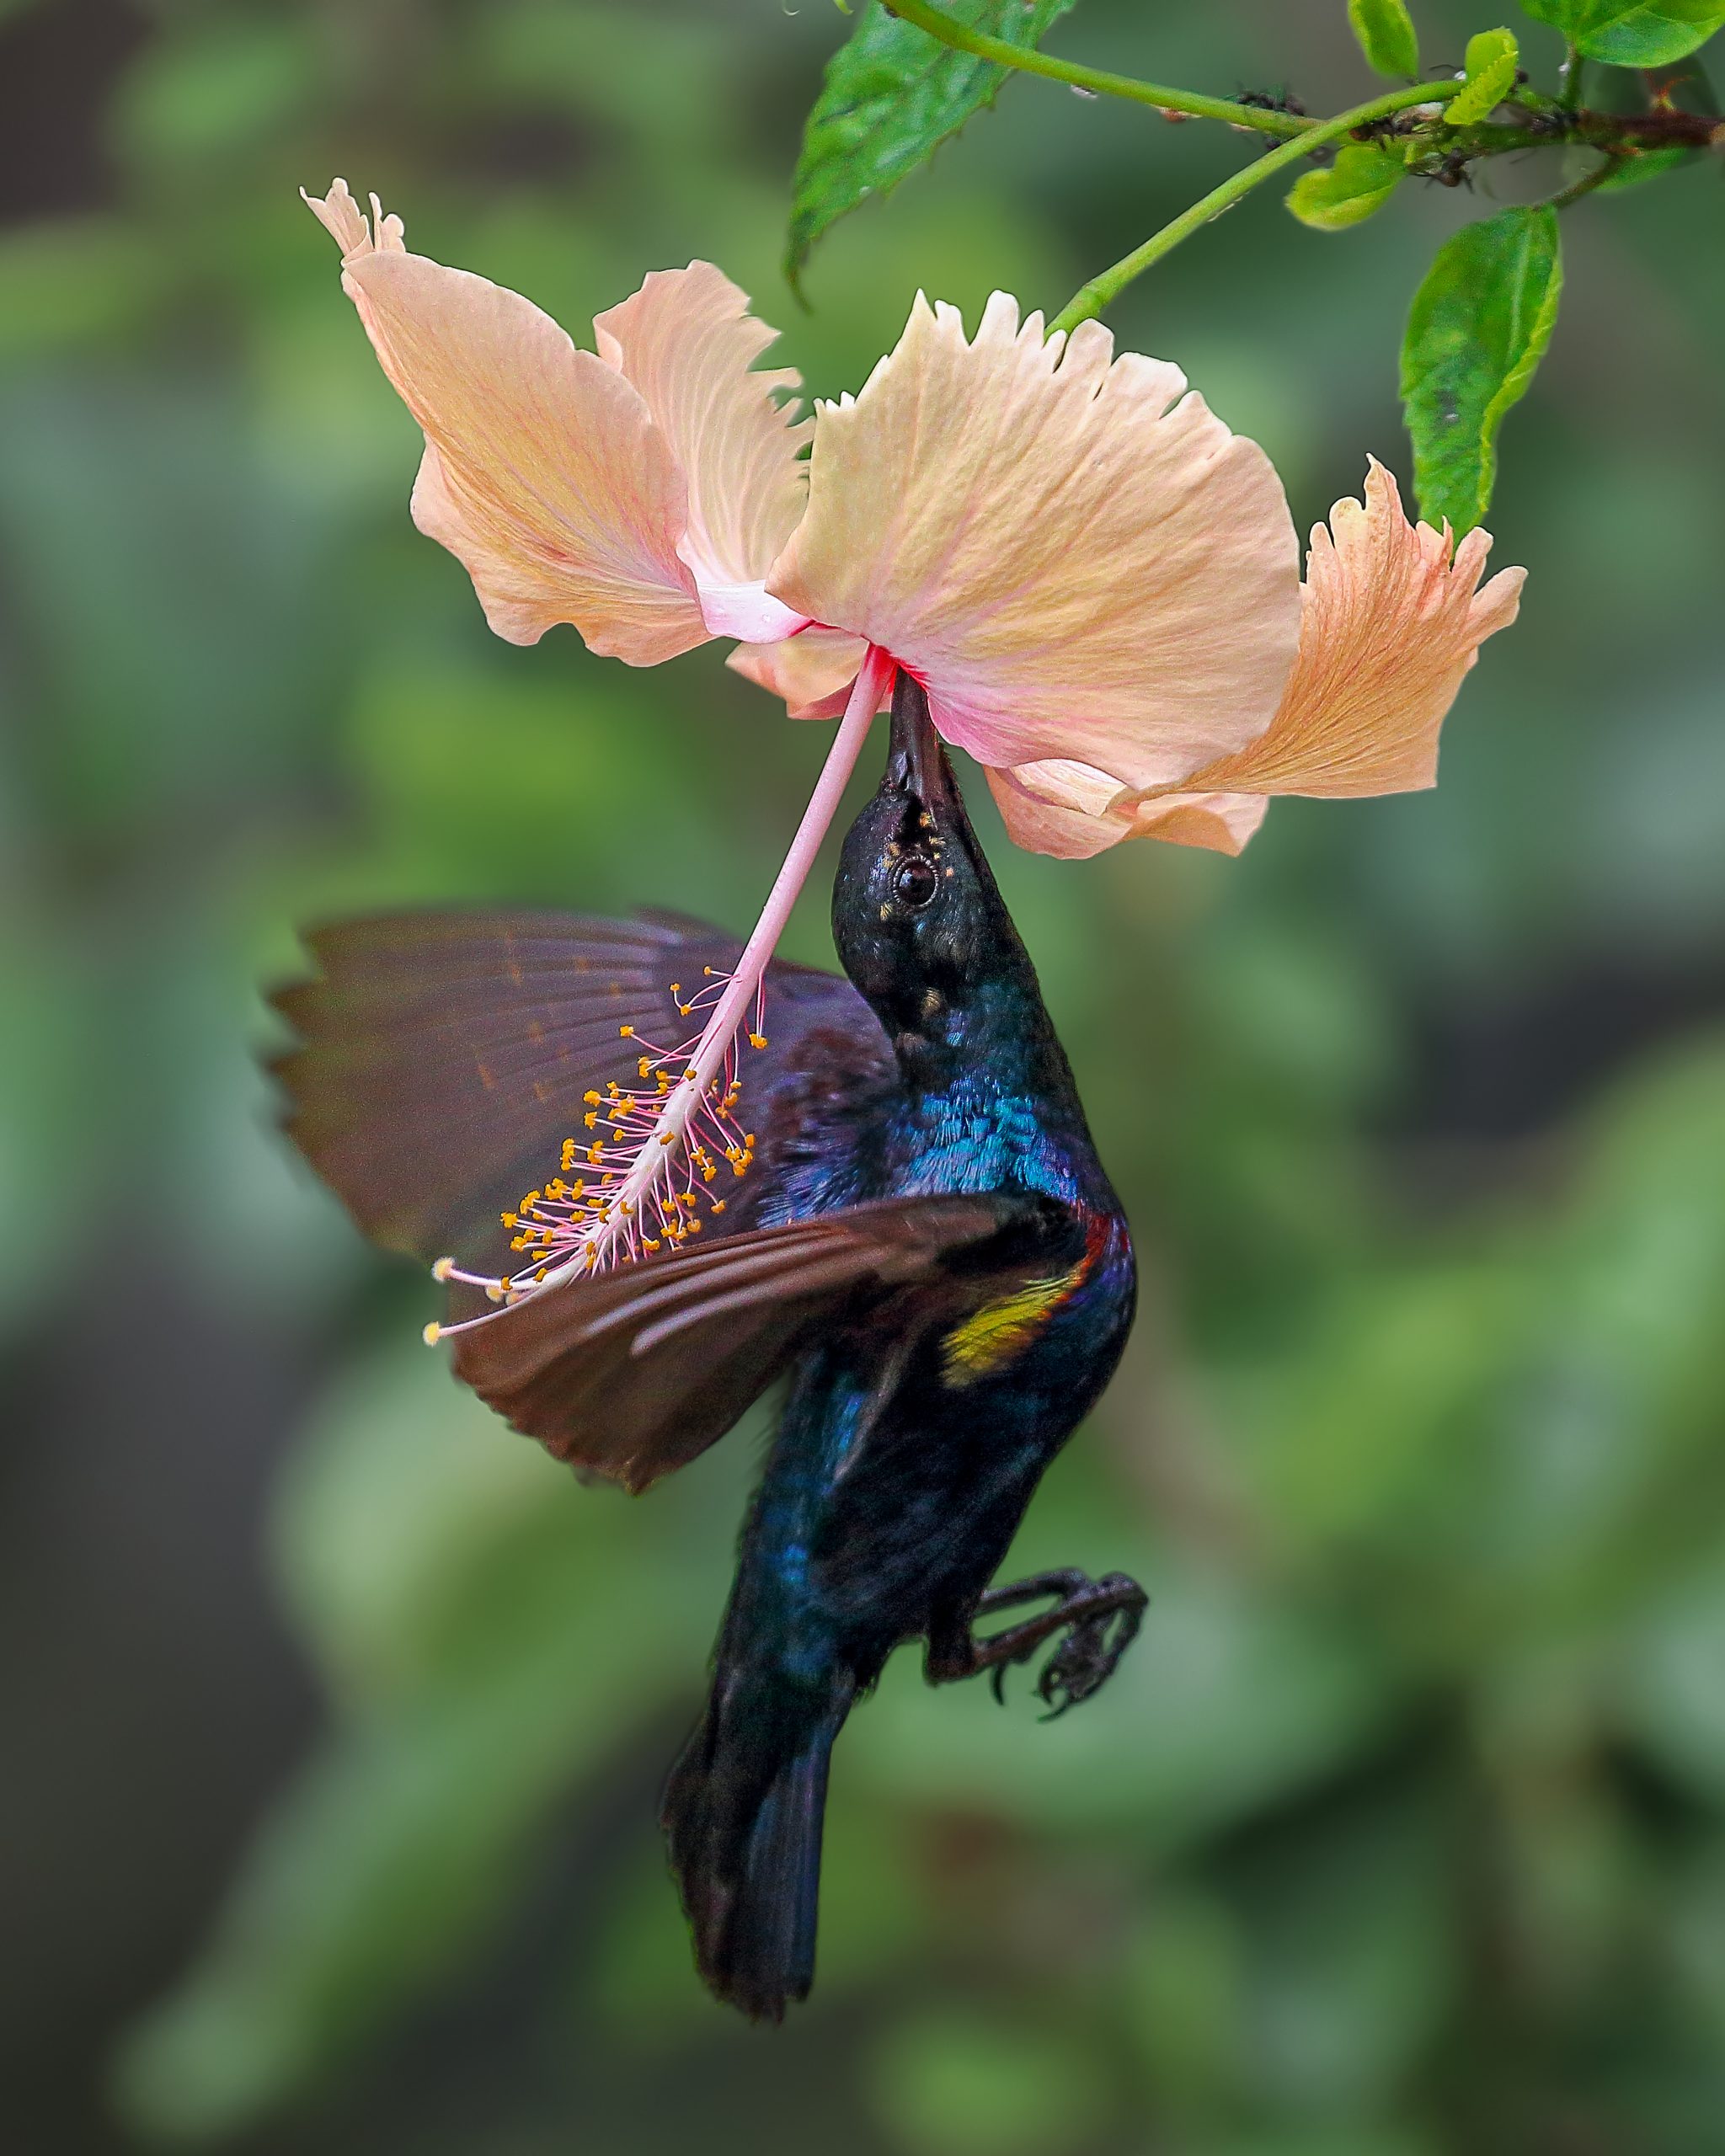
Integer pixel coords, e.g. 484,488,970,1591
834,673,1025,1057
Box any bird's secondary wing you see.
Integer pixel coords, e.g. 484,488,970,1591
451,1194,1012,1492
268,909,891,1301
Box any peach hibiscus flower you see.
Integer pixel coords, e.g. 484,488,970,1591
303,180,1521,1297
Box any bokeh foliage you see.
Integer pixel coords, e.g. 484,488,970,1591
2,2,1723,2152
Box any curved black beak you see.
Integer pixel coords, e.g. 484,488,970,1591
885,672,953,804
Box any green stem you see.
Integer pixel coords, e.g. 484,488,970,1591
881,0,1311,140
1546,152,1621,209
1049,82,1459,334
1559,45,1585,112
883,0,1717,162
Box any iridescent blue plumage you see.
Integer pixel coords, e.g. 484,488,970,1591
660,680,1139,2018
269,676,1142,2026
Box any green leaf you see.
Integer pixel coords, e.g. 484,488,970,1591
1517,0,1725,67
1400,205,1562,535
1286,144,1407,230
787,0,1079,294
1591,141,1698,185
1446,28,1521,123
1348,0,1422,77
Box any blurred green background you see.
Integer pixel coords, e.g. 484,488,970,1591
3,2,1724,2151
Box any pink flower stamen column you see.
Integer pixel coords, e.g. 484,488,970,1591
428,645,895,1337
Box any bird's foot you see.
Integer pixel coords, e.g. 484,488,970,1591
927,1568,1147,1720
1020,1584,1146,1717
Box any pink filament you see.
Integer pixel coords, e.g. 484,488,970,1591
431,643,895,1333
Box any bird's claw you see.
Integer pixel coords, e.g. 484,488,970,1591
976,1571,1146,1716
1033,1577,1146,1719
986,1630,1055,1707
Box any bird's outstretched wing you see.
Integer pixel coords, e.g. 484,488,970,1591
451,1194,1013,1492
268,908,891,1299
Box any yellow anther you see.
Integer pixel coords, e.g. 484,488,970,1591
749,1033,768,1050
431,1256,454,1283
619,1024,634,1038
422,1321,441,1345
584,1090,601,1105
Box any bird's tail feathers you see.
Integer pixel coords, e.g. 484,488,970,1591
662,1665,856,2021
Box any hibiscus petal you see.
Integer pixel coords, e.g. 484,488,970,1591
1185,458,1525,798
302,178,403,258
1126,792,1268,857
727,627,870,719
980,462,1523,861
594,263,814,642
695,581,810,645
985,762,1124,860
766,292,1301,792
986,760,1266,860
305,181,708,664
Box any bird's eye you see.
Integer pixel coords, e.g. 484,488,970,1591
891,854,940,910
